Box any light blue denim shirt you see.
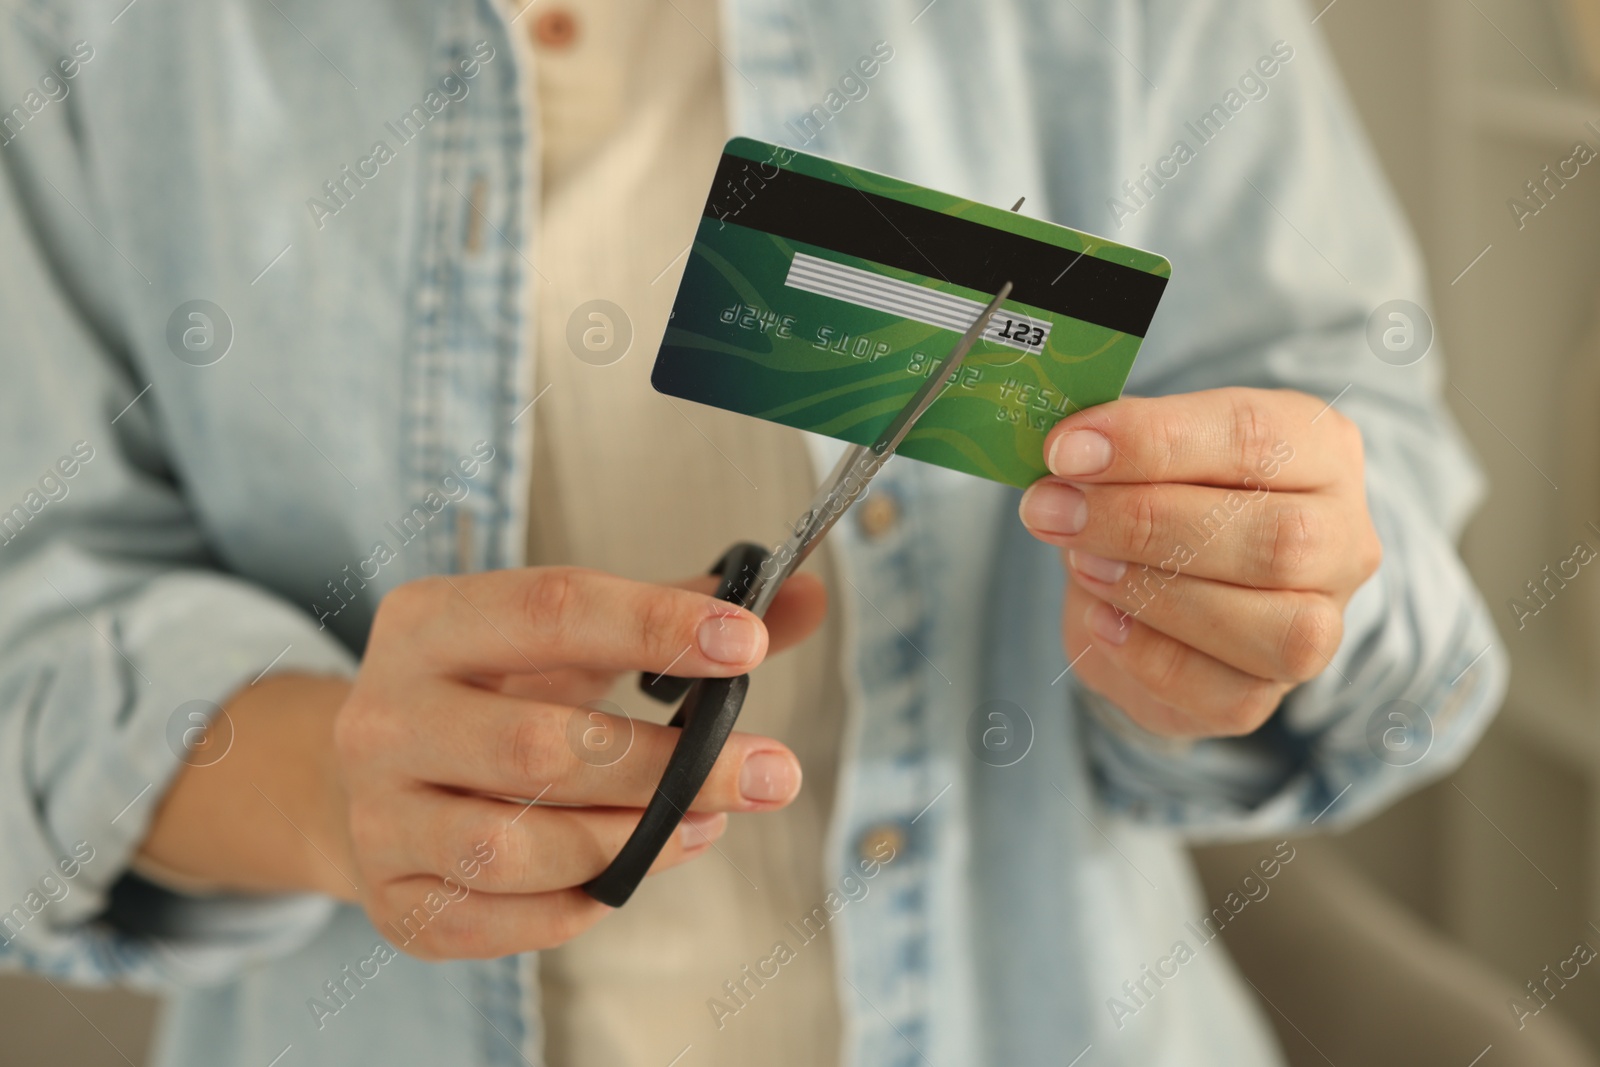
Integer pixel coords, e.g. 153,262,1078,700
0,0,1505,1064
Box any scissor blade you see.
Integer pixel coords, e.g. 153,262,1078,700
867,280,1014,459
742,282,1015,616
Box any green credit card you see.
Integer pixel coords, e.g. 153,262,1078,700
652,137,1172,488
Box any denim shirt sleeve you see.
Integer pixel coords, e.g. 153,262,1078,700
1072,0,1507,836
0,3,354,989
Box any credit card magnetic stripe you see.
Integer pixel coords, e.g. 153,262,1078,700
704,151,1166,338
784,253,1051,354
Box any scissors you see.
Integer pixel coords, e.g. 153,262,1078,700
583,281,1014,907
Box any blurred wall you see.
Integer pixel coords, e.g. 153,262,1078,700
1250,0,1600,1057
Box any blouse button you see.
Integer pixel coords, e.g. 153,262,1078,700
531,7,579,50
857,822,908,866
857,491,900,540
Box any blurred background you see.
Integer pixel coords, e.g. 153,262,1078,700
4,0,1599,1063
1198,0,1600,1063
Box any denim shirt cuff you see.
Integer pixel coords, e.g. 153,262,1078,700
0,565,356,988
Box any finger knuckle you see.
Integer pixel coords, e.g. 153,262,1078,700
1229,390,1278,474
1150,408,1189,481
331,691,387,768
1132,632,1188,702
1279,600,1343,682
502,711,560,787
376,577,445,633
1264,504,1320,586
637,589,691,665
1124,487,1166,560
519,566,586,641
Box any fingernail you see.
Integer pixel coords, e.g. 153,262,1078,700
1049,430,1113,477
698,612,762,664
1087,600,1131,646
679,812,727,849
739,751,801,804
1019,482,1087,536
1069,550,1127,584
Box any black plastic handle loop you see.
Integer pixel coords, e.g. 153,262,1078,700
582,673,750,907
639,541,771,706
585,541,774,907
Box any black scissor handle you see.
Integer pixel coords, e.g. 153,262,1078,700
582,672,750,907
584,541,772,907
639,541,770,707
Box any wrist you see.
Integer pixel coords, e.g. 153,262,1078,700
270,674,358,900
139,672,358,901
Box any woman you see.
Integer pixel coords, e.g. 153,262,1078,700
0,0,1503,1064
